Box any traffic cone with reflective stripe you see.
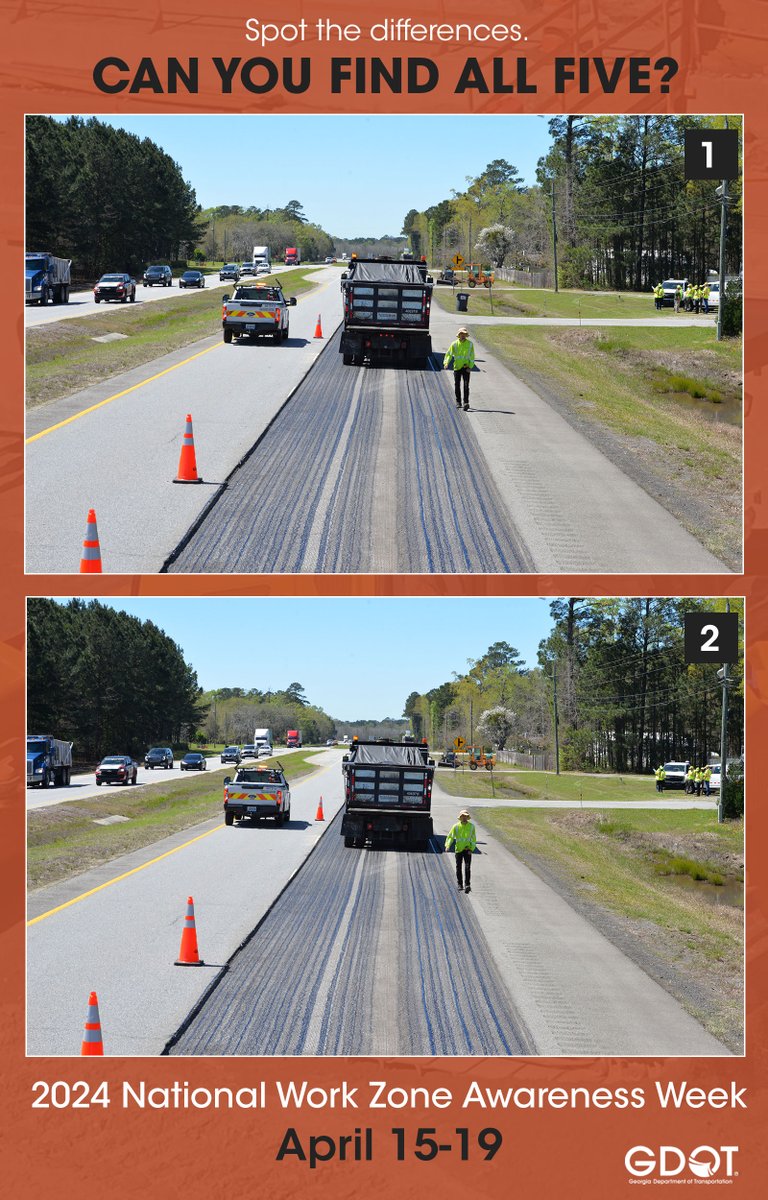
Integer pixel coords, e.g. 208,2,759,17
81,991,104,1055
173,414,202,483
175,896,204,965
314,314,323,338
79,509,102,573
315,796,325,821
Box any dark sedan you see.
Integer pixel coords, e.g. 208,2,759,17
180,752,207,771
94,273,136,303
179,270,205,289
95,755,138,785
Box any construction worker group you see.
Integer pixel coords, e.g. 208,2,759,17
654,764,712,794
653,281,711,313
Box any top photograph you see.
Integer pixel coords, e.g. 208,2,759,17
24,112,742,575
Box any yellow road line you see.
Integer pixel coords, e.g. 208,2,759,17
25,342,223,444
28,756,337,925
27,825,222,924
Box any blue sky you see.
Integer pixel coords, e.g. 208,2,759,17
83,114,552,236
49,597,556,719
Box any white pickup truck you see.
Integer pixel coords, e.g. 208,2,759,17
223,764,292,826
221,282,296,344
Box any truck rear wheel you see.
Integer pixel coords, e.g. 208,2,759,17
342,353,353,365
225,811,234,826
223,329,233,344
344,835,355,847
273,331,281,343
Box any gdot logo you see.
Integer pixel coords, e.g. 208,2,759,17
625,1145,738,1178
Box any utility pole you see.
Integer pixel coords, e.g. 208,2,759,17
469,698,474,750
551,181,559,293
716,176,728,342
717,600,732,824
552,666,560,775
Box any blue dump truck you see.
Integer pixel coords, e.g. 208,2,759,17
26,734,73,788
339,257,433,366
341,739,434,850
25,252,72,305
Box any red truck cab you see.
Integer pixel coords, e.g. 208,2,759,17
286,730,302,748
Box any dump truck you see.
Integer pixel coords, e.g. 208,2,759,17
25,252,71,305
221,282,296,343
339,257,433,366
223,763,291,826
26,734,73,788
341,739,434,849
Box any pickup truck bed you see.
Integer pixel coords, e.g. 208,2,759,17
223,766,291,825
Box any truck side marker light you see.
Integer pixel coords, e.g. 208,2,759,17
79,508,102,573
175,896,205,966
173,413,203,484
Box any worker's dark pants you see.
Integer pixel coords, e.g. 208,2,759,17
455,848,472,887
454,367,471,404
656,781,664,792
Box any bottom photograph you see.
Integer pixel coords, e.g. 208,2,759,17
26,595,744,1058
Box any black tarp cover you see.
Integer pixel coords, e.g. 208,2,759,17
344,262,429,286
347,743,427,766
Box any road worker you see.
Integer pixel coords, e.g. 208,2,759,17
684,282,695,312
685,764,696,794
693,284,702,314
652,283,664,310
694,765,704,796
702,764,712,796
654,765,666,793
674,284,683,313
443,327,475,410
701,282,710,314
445,808,477,893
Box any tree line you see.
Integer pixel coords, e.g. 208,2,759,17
26,116,202,278
201,684,335,746
27,600,205,762
402,599,743,775
403,115,742,292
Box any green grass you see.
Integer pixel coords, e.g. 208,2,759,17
25,267,323,409
438,767,665,804
27,749,324,890
477,806,742,955
432,283,667,320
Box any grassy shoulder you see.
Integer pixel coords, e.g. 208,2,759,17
25,267,322,410
437,765,666,804
476,805,743,1048
432,283,660,320
470,322,741,566
27,749,323,891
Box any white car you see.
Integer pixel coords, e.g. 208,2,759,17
706,281,720,309
709,764,721,791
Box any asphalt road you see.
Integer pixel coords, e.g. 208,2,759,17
26,751,731,1057
26,269,729,573
24,265,296,327
26,753,234,809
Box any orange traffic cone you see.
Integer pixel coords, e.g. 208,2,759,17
315,796,325,821
314,313,323,338
175,896,205,966
173,414,202,483
81,991,104,1055
79,509,102,573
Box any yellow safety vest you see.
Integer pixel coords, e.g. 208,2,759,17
444,339,475,371
445,821,477,852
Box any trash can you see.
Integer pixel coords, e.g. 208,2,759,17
456,292,469,313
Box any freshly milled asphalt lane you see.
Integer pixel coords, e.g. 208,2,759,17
167,811,535,1056
167,332,533,573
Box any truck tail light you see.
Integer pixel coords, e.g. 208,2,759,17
275,792,283,807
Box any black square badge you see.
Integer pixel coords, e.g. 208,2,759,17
684,612,739,664
684,129,739,180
